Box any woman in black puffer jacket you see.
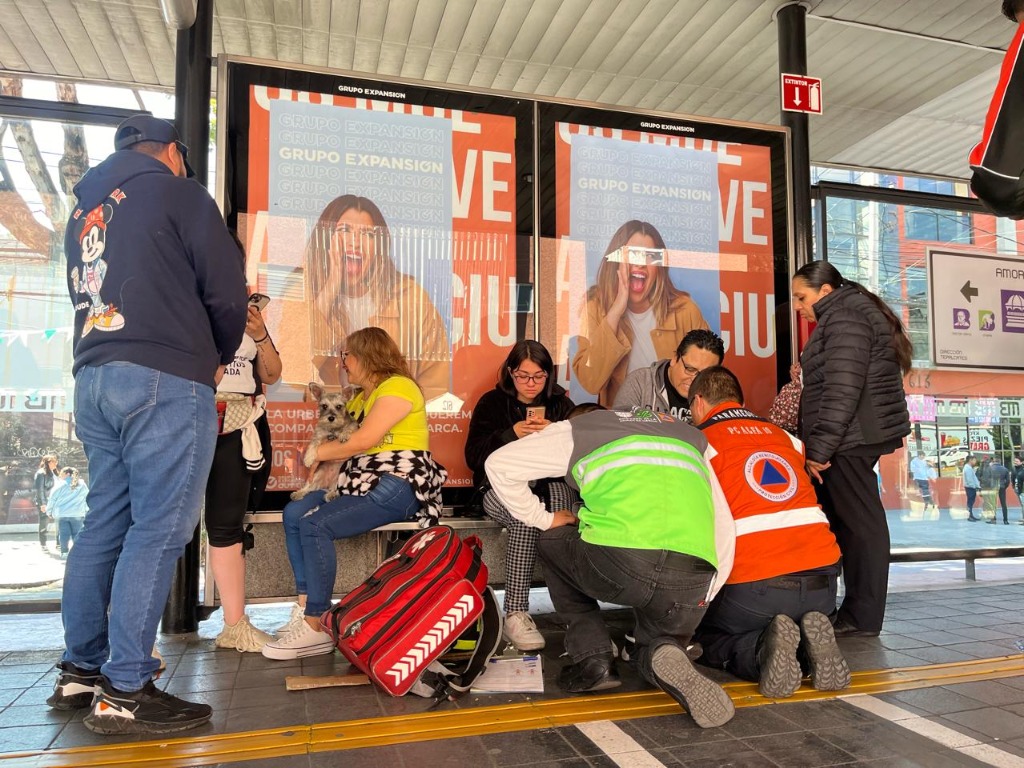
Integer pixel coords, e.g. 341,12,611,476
793,261,912,638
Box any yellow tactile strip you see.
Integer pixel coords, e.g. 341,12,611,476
2,655,1023,768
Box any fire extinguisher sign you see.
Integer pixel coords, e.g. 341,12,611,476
781,74,823,115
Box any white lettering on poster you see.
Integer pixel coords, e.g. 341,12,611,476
482,152,512,223
720,292,775,358
719,179,769,246
450,273,517,347
453,150,513,223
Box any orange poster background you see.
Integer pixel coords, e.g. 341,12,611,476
238,87,519,489
548,125,778,415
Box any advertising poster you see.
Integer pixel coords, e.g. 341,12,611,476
549,122,778,413
238,84,520,489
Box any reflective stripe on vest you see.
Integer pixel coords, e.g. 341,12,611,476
733,506,829,536
575,438,709,486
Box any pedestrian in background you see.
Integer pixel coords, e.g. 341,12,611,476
46,467,89,557
32,454,58,552
963,456,981,522
909,451,935,510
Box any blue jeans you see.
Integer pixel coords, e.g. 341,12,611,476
282,474,421,616
966,487,978,516
57,518,84,554
63,363,216,691
694,566,839,682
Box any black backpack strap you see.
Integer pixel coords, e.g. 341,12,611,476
409,587,504,703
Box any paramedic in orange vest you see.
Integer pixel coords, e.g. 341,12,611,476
688,366,851,699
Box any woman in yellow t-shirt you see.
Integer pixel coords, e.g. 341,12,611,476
263,327,447,661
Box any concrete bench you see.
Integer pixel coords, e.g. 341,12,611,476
203,517,1024,607
889,547,1024,580
202,512,507,607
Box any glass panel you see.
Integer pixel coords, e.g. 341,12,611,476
812,164,971,197
221,63,534,502
816,190,1024,552
0,111,116,608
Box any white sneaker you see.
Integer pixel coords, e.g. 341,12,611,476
261,618,335,660
275,603,305,638
216,615,274,653
502,611,545,651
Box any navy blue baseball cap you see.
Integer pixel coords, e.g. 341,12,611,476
114,115,195,177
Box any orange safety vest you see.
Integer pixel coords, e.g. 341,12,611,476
699,402,840,584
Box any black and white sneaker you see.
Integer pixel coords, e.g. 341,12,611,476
83,676,212,735
651,643,734,729
46,661,101,711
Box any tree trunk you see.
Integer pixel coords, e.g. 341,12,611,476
0,77,81,261
57,83,89,198
0,121,52,257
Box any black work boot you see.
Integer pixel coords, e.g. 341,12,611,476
557,653,621,693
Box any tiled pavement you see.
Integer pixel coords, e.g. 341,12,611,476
1,576,1024,766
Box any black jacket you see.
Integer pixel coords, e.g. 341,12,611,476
65,150,247,387
799,285,911,464
33,469,55,508
464,385,574,489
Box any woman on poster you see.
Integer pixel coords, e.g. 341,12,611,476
792,261,912,638
278,195,450,402
572,220,709,405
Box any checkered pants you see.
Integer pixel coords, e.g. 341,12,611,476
482,480,579,614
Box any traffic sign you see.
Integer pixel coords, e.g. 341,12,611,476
780,74,823,114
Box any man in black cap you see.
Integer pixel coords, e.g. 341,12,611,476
47,115,247,735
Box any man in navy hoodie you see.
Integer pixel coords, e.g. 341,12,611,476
47,115,247,735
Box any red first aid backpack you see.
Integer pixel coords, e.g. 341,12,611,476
321,525,502,699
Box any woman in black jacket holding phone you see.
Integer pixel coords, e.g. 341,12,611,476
793,261,912,638
465,341,574,652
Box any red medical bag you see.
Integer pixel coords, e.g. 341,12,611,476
321,525,498,697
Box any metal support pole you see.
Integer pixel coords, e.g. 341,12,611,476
776,1,813,268
162,0,213,635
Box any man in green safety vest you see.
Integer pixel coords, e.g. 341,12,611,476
486,406,737,729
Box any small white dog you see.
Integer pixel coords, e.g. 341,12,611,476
290,382,358,502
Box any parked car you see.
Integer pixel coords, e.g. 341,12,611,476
1,460,35,525
938,447,970,467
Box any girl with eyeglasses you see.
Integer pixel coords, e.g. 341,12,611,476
277,194,450,402
465,340,577,651
573,220,709,406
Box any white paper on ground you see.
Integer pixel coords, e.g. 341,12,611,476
470,655,544,693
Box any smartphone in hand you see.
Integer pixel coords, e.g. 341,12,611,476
525,405,546,422
248,293,270,311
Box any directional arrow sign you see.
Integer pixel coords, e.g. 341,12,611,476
961,281,979,303
928,248,1024,370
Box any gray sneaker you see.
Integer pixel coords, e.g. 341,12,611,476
651,643,734,728
757,614,802,698
800,611,851,691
